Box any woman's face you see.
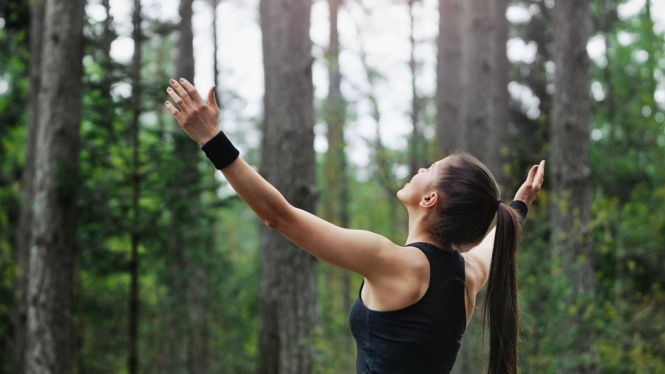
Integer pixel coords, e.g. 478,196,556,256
397,158,446,208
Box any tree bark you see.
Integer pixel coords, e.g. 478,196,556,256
644,0,657,108
550,0,596,372
436,0,462,156
25,0,86,372
487,0,511,191
98,0,117,140
323,0,346,227
257,0,318,372
408,0,421,177
177,0,195,84
211,0,221,109
15,2,45,373
458,0,493,160
168,1,211,373
324,0,352,318
452,1,494,371
128,0,142,373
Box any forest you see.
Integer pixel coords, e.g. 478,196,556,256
0,0,664,373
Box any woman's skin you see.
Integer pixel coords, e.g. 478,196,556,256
165,78,545,326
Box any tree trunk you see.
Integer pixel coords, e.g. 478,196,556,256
452,1,494,371
211,0,221,109
15,2,45,373
323,0,346,227
408,0,421,177
550,0,596,372
98,0,117,140
25,0,86,372
644,0,657,109
168,1,211,373
436,0,462,156
458,0,493,160
128,0,142,373
487,0,511,191
257,0,318,372
324,0,353,347
177,0,195,84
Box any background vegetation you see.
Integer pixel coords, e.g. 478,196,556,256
0,0,664,373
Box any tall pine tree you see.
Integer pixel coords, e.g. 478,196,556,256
436,0,462,156
257,0,318,371
550,0,596,372
14,1,44,372
26,0,86,372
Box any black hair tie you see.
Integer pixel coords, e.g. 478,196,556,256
494,200,501,210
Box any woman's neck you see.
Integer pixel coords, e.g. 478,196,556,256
405,212,437,246
405,210,459,251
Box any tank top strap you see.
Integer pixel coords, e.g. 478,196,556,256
405,241,466,292
405,242,462,265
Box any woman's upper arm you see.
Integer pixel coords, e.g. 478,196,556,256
270,206,410,278
462,227,495,290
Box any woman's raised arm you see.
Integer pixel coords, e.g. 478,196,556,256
164,79,420,280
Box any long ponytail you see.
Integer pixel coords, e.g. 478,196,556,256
484,203,523,374
429,153,525,373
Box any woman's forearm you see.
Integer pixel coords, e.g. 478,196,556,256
220,156,291,227
161,78,294,225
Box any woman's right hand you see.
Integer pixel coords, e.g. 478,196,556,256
164,78,220,146
514,160,545,207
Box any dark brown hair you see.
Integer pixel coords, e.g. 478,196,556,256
430,153,523,374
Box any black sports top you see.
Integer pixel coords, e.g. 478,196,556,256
348,242,466,374
347,200,528,374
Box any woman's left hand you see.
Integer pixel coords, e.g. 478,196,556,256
164,78,220,146
514,160,545,207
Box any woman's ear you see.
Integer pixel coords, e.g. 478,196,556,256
419,191,439,209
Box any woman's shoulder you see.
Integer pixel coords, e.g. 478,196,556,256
361,243,431,311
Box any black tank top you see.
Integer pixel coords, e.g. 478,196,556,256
348,242,466,374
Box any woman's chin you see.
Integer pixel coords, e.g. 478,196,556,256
396,184,408,200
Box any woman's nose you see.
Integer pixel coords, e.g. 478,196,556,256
419,168,426,173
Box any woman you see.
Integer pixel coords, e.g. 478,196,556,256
164,79,545,374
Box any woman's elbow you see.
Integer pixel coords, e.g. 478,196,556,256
261,206,291,230
263,217,279,229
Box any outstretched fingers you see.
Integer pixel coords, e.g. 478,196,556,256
169,79,192,107
178,78,204,104
164,100,181,118
166,86,186,111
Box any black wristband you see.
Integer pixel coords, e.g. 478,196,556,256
509,200,528,221
201,131,239,170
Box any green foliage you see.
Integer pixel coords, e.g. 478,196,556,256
511,1,665,372
0,3,29,368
